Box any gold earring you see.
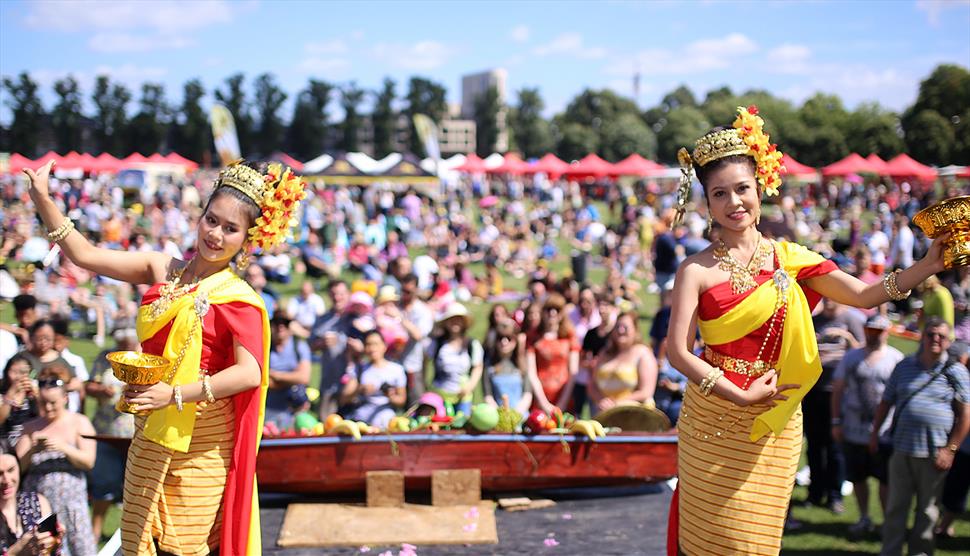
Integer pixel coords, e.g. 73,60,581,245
237,250,250,271
756,212,761,226
706,214,713,235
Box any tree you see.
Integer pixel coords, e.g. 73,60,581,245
2,72,45,156
173,79,208,164
953,108,970,165
128,83,169,155
287,79,333,160
907,64,970,121
600,113,656,161
660,85,697,111
560,89,640,129
904,109,954,165
214,73,253,156
794,125,849,167
92,75,131,156
404,77,447,155
371,78,397,158
845,103,904,160
252,73,287,157
799,93,850,134
339,82,365,152
509,87,552,158
51,76,83,153
473,86,502,156
553,121,598,161
655,106,710,164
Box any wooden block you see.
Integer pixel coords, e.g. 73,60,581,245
505,498,556,512
431,468,481,506
497,497,531,509
366,470,404,507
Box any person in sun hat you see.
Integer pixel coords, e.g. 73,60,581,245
427,302,483,415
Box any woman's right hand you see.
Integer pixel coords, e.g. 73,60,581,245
741,370,799,407
23,160,55,200
8,529,56,555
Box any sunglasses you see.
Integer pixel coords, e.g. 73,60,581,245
924,332,949,341
38,378,65,388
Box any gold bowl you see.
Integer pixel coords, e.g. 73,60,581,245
913,195,970,269
106,351,171,414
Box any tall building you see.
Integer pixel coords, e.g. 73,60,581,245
461,69,509,153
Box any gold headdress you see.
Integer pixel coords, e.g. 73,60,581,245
674,105,785,225
217,161,307,251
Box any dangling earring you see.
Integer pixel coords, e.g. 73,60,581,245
237,250,250,271
706,214,713,236
756,212,761,226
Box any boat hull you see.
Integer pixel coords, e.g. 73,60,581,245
256,432,678,494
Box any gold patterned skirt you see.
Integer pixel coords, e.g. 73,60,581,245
121,398,235,555
676,383,802,556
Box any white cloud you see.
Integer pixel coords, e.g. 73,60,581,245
305,39,349,55
372,40,452,71
24,0,235,33
88,33,195,54
297,57,352,75
605,33,756,76
533,33,608,59
767,44,813,74
92,64,169,82
916,0,970,26
510,24,530,43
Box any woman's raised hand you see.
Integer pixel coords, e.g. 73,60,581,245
921,232,950,275
23,160,55,199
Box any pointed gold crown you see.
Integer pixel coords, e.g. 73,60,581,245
691,128,749,167
217,163,269,204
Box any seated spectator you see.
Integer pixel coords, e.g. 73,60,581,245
85,329,136,542
483,322,532,416
286,281,326,337
18,321,71,377
15,368,97,556
340,331,407,428
49,318,87,414
373,286,409,359
0,450,60,555
0,355,38,449
265,315,312,430
588,312,658,415
301,230,329,279
526,294,579,414
428,303,483,416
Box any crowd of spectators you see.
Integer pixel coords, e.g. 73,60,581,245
0,166,968,551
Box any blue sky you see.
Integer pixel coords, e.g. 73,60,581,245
1,0,969,123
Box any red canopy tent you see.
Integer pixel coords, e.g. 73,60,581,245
146,153,168,164
34,151,64,167
884,154,937,182
7,153,37,173
121,153,149,165
91,153,122,174
57,151,89,171
164,152,201,171
959,167,970,179
266,152,302,172
526,153,570,179
610,153,664,177
563,154,615,180
780,153,817,177
865,154,891,176
490,153,530,175
822,153,878,177
455,153,487,173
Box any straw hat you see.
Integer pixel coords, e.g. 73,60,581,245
375,285,400,304
435,302,472,330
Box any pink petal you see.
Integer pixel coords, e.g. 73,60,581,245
544,538,560,547
561,513,573,520
401,543,417,551
359,548,371,553
464,507,480,519
379,552,393,556
462,523,478,532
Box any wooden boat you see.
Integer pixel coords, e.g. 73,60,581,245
255,431,678,494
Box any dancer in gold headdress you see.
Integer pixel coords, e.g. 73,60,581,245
24,160,305,555
664,106,950,555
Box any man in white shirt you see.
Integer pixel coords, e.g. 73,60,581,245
287,280,327,336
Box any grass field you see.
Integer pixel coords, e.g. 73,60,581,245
2,201,966,552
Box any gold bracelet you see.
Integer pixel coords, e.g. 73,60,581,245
700,368,723,396
173,385,184,412
883,270,910,301
47,219,74,242
201,375,215,403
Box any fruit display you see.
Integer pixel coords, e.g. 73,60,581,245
468,403,499,432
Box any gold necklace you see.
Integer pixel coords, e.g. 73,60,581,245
147,262,200,320
714,236,772,294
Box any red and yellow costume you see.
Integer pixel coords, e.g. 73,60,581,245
122,268,269,555
669,241,837,555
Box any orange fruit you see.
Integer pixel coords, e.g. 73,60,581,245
324,414,343,433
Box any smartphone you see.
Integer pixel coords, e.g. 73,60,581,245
36,513,58,535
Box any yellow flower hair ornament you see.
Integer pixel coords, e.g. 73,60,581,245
733,105,784,196
250,163,307,251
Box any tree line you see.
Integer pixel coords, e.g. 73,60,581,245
2,64,968,167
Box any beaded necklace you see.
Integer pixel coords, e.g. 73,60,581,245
714,235,773,295
147,263,200,320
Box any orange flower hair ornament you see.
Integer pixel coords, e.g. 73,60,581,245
217,161,307,251
732,105,784,196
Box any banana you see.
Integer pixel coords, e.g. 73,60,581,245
330,420,362,440
590,420,607,437
569,420,599,440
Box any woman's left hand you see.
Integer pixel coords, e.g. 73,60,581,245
124,382,174,412
921,232,950,275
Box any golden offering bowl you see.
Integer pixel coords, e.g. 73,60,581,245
913,195,970,269
106,351,171,415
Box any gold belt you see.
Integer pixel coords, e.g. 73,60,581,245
704,346,771,377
